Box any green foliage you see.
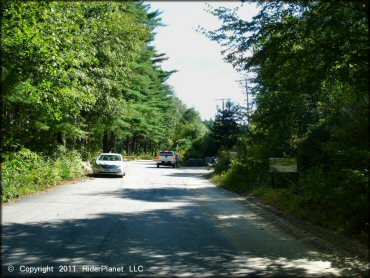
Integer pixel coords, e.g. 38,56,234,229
183,101,244,161
171,106,208,159
214,150,232,173
211,101,242,151
184,132,217,159
202,0,369,241
1,1,187,157
2,148,85,202
1,1,208,201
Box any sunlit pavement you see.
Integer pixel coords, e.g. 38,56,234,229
1,161,365,276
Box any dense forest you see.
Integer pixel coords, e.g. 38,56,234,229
1,1,206,200
1,0,368,243
199,0,369,242
2,1,208,156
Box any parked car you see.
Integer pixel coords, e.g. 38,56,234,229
155,151,179,168
93,153,126,177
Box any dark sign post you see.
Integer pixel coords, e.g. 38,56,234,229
269,158,297,187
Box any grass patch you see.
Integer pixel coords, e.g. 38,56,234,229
252,187,309,220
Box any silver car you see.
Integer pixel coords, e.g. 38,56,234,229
93,153,126,177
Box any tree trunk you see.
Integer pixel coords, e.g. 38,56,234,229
103,131,110,153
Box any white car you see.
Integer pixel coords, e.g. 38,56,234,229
93,153,126,177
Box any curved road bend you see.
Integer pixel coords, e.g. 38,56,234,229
1,161,365,276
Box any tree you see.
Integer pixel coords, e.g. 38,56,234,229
171,106,208,157
1,1,184,158
201,0,369,238
211,101,241,150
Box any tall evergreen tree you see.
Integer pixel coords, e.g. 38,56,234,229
211,101,241,150
1,1,192,157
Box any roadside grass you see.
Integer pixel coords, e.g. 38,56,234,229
207,170,368,244
2,148,86,202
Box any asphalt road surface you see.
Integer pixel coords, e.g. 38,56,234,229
1,161,365,277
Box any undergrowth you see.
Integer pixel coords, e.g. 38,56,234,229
2,147,85,202
209,165,368,244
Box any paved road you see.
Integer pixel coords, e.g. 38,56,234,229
1,161,362,276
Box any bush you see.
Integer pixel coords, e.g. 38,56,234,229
207,131,368,242
214,150,232,173
2,147,85,202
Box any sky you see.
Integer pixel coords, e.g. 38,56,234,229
147,1,260,120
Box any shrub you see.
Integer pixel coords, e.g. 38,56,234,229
2,147,84,202
214,150,232,173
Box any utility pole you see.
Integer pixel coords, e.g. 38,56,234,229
245,78,249,124
215,98,231,112
235,77,250,124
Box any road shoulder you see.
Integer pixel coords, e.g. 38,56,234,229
237,193,369,274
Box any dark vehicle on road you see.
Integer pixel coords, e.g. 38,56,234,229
206,157,218,170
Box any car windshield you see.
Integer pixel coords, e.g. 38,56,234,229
98,155,121,161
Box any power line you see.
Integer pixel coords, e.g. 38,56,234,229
215,98,231,112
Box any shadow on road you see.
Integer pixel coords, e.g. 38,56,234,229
145,166,174,169
2,166,357,277
144,164,206,171
2,183,353,276
2,208,342,277
166,172,206,178
88,174,123,179
85,186,205,203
